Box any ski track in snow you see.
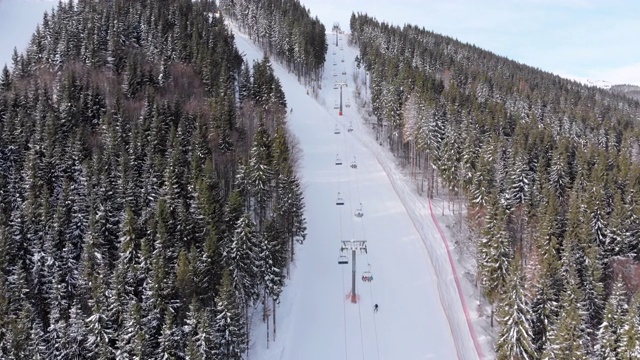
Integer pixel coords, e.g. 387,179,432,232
231,25,481,360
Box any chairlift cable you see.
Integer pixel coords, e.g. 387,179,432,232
346,111,382,360
367,270,382,360
356,292,366,360
341,260,349,360
343,128,356,240
336,114,349,360
342,114,366,360
339,105,367,358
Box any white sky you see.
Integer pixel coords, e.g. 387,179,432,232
0,0,58,69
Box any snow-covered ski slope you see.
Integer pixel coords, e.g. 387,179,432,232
232,26,482,360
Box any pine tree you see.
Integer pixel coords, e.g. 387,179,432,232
195,225,222,309
228,213,260,308
0,65,11,91
263,217,286,302
274,167,307,266
495,258,536,360
67,297,89,359
249,120,274,230
596,278,627,359
589,191,609,256
46,303,68,359
184,300,214,360
176,248,194,304
114,207,140,298
158,307,183,360
115,297,143,359
222,190,245,257
238,61,252,103
213,271,247,360
85,273,115,359
479,195,513,324
0,227,9,358
618,291,640,358
530,233,561,355
548,145,568,203
543,264,589,358
580,240,605,334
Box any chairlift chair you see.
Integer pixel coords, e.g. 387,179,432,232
333,101,339,110
341,57,345,62
361,264,373,282
345,98,351,108
334,125,340,134
333,71,337,77
336,192,345,206
338,254,348,265
350,157,358,169
340,45,344,51
333,83,338,89
347,122,354,132
335,154,343,166
354,202,364,217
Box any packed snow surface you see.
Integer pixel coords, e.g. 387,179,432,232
231,25,481,360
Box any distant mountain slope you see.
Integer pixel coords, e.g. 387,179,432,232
610,84,640,101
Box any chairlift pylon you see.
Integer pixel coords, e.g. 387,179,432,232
336,192,345,206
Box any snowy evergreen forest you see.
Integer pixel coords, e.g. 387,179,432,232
219,0,327,84
350,13,640,359
0,0,309,358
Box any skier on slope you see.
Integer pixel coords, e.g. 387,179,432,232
373,304,378,313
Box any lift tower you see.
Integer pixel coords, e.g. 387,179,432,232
332,22,340,46
339,240,368,303
335,81,347,116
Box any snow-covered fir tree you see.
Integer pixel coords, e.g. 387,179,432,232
228,213,261,308
596,278,627,359
213,271,247,360
618,292,640,358
495,258,536,360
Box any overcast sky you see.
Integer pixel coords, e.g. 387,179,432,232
300,0,640,85
0,0,57,69
1,0,638,85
